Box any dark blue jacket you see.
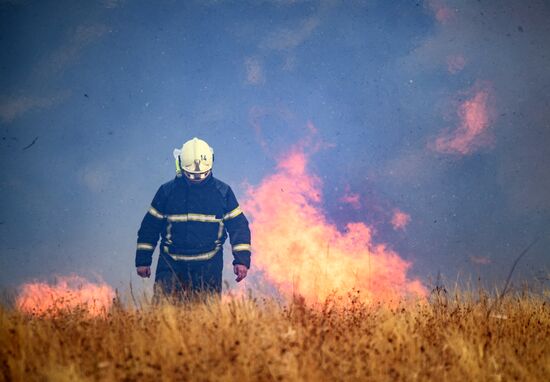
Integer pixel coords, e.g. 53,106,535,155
135,174,251,268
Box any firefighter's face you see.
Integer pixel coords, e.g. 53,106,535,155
183,170,211,183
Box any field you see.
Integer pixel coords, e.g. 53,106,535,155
1,290,549,382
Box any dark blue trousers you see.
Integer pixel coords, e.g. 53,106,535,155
154,251,223,301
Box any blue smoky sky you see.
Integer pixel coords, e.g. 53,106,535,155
1,0,549,293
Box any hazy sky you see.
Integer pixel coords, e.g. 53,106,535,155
1,0,549,293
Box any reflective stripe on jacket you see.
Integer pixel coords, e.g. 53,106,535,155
135,174,251,268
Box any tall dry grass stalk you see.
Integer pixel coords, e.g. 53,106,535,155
1,290,549,381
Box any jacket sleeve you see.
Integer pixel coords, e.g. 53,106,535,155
135,185,167,267
223,187,252,268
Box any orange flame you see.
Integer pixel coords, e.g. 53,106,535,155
391,209,411,231
433,84,494,155
243,143,426,304
16,275,115,317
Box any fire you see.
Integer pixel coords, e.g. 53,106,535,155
391,209,411,231
433,84,494,155
16,275,115,317
242,142,426,304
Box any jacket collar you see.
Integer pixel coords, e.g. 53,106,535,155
176,173,213,188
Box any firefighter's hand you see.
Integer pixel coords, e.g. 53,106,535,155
234,264,248,282
136,266,151,278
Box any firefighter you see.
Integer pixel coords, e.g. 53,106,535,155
134,137,251,300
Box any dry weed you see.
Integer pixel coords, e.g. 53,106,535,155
1,291,549,381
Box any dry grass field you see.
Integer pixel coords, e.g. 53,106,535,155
1,290,549,382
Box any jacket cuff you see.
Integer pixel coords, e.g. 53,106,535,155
232,251,251,269
135,252,153,267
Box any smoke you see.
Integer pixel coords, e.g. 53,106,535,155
426,0,455,25
470,256,491,265
446,54,466,74
244,56,265,85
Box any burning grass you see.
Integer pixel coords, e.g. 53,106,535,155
1,290,549,381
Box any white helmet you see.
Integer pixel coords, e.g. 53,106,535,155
173,137,214,181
